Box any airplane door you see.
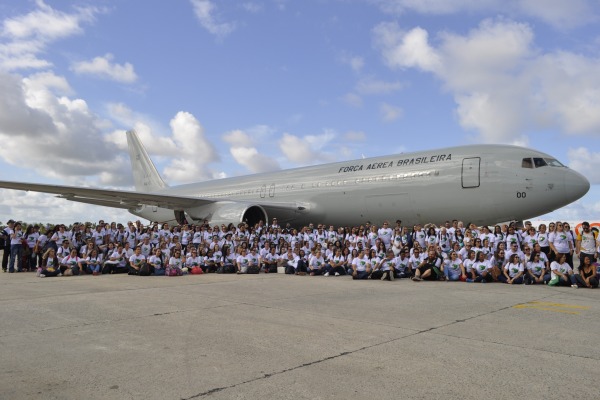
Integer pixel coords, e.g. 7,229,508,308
260,185,266,198
462,157,480,188
268,183,275,198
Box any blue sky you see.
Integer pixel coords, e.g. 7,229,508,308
0,0,599,224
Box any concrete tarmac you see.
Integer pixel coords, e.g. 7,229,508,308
0,266,598,400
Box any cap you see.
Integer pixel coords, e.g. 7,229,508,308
582,221,590,227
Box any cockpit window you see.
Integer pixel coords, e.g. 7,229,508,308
544,158,564,167
533,158,547,168
522,158,533,168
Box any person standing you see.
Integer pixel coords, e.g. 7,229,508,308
9,222,24,273
576,222,598,267
2,220,15,272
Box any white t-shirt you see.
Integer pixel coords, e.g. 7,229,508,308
549,232,570,253
472,260,490,275
352,256,370,272
129,254,146,267
527,260,545,276
550,261,572,279
504,262,523,278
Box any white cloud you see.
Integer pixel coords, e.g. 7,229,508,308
0,1,101,71
278,130,336,164
163,112,220,182
223,129,255,147
372,0,596,29
71,54,137,83
373,18,600,143
0,71,129,186
373,22,442,72
190,0,236,38
0,189,134,225
223,129,280,173
229,146,280,173
568,147,600,184
380,102,403,122
105,109,222,184
2,0,91,40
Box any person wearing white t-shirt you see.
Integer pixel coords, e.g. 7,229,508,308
525,252,549,285
445,251,467,281
325,248,346,276
148,248,166,275
9,222,24,273
549,223,574,267
351,249,371,280
548,253,575,287
309,250,326,276
167,249,184,276
393,249,411,278
261,247,279,273
86,249,103,276
60,249,83,276
499,254,524,284
128,246,146,275
377,221,393,249
470,251,492,283
236,249,251,274
373,250,396,281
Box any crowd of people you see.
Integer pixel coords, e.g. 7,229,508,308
1,218,598,288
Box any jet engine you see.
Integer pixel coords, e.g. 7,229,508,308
177,201,268,226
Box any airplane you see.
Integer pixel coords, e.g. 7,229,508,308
0,130,590,228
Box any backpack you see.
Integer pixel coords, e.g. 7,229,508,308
139,263,150,276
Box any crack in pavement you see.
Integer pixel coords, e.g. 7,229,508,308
181,291,585,399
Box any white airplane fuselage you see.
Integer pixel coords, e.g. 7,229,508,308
129,144,589,228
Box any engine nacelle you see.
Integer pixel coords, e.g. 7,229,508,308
182,201,268,226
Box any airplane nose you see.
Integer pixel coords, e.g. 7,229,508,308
565,170,590,204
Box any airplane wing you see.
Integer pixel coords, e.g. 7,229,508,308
0,180,307,212
0,180,207,209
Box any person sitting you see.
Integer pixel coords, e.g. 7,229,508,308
498,254,524,284
166,249,184,276
308,250,325,276
412,250,443,281
572,255,598,288
470,251,493,283
394,248,412,278
261,247,279,273
104,244,129,274
548,253,575,287
39,248,61,277
325,248,346,276
86,248,103,276
60,248,83,276
373,250,396,281
236,248,250,274
128,245,146,275
351,249,371,280
444,251,467,281
525,252,550,284
148,248,166,276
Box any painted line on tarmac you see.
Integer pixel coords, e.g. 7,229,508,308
512,301,590,315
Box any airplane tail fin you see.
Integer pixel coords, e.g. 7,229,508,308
126,130,168,192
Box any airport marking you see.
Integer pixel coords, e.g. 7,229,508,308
513,301,590,315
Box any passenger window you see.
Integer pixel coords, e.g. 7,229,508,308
533,158,547,168
522,158,533,168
